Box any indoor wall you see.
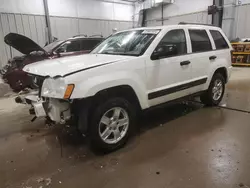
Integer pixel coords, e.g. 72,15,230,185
0,0,134,68
144,0,213,26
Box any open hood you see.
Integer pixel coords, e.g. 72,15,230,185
4,33,47,55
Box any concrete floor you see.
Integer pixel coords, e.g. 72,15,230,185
1,67,250,188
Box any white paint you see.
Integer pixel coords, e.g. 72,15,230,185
23,54,136,78
24,24,231,112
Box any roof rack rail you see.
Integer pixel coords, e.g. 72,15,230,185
73,34,87,38
88,34,103,38
178,22,217,27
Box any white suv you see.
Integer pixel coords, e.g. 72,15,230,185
19,23,232,152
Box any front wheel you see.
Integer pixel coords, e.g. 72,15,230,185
89,97,136,152
200,73,225,106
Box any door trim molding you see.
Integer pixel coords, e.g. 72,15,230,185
148,78,208,100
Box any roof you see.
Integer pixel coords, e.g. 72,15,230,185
122,23,220,32
68,34,103,40
67,36,103,40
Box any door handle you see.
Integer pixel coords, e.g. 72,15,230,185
209,56,217,60
180,61,191,66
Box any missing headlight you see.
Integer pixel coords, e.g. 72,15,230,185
30,75,45,89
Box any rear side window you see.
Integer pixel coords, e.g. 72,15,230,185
81,39,102,51
56,40,81,53
189,29,212,53
66,40,81,52
210,30,229,49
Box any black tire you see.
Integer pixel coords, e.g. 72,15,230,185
200,73,225,106
89,97,136,153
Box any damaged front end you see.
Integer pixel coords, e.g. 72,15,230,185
15,75,73,126
16,92,72,125
0,53,48,92
2,32,50,92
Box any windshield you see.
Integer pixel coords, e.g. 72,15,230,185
43,40,63,52
92,29,160,56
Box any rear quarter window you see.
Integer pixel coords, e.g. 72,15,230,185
210,30,229,50
189,29,212,53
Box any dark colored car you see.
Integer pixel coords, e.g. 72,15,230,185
0,33,103,91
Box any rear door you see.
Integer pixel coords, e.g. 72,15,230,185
186,28,215,93
209,29,231,73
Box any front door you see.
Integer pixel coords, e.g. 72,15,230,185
146,29,193,107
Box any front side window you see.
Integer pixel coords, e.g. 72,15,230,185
210,30,229,50
153,29,187,58
92,30,160,56
189,29,212,53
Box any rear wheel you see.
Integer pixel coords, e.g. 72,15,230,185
200,73,225,106
89,97,136,152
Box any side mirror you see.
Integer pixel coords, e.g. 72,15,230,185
151,45,178,60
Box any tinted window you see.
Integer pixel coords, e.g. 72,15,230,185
57,40,81,53
155,29,187,57
65,40,81,52
210,30,229,49
81,39,102,51
189,29,212,52
44,40,63,53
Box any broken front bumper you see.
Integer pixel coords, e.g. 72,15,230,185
15,92,71,124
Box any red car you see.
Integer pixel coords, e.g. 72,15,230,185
1,33,103,91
